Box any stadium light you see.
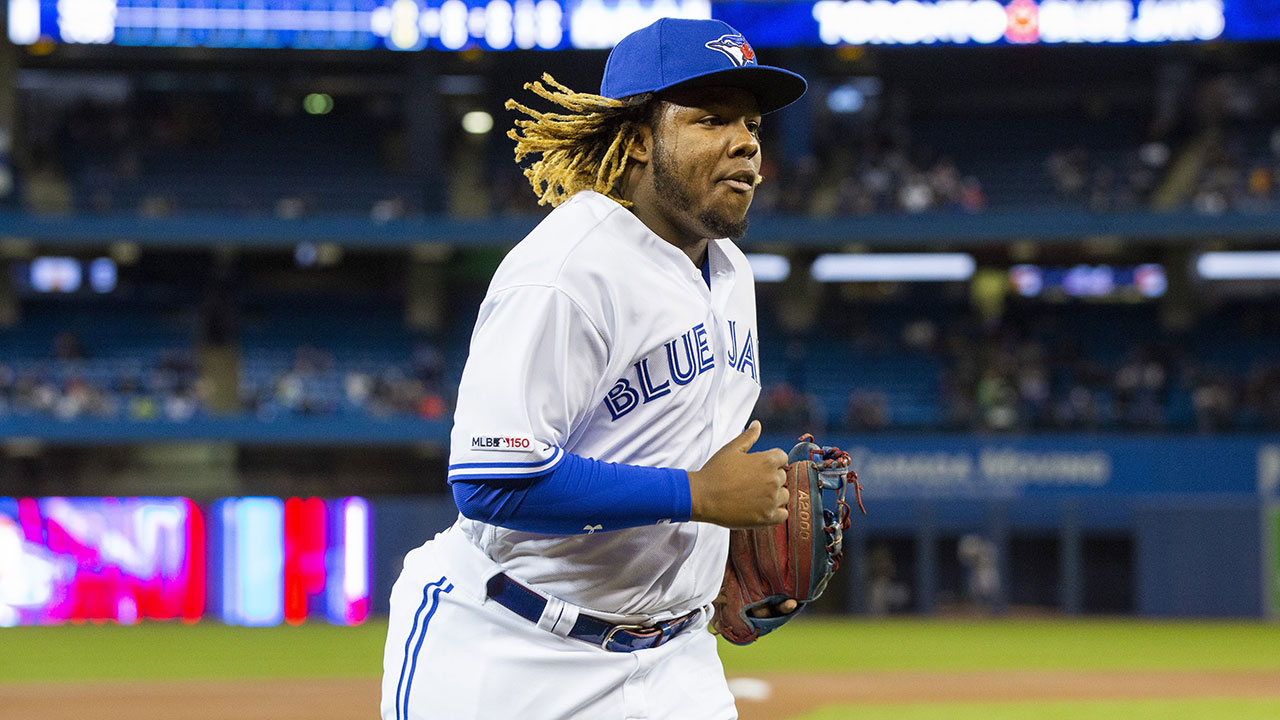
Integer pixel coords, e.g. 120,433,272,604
1196,251,1280,280
810,253,976,282
461,110,495,135
303,93,333,115
745,253,790,282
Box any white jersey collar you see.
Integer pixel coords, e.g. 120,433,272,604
573,190,741,287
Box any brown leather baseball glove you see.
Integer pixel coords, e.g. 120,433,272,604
711,434,864,645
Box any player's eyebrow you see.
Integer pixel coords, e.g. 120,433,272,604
663,87,761,118
678,105,763,128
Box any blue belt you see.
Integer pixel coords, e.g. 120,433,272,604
485,573,700,653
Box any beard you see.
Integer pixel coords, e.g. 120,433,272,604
651,139,750,240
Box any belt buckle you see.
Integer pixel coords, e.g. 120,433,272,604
600,623,653,651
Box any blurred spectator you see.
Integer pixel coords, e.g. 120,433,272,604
412,341,446,390
1113,350,1168,430
1015,361,1051,429
757,383,826,434
844,389,890,431
417,392,448,420
1054,384,1105,431
138,193,176,218
866,543,910,615
900,318,938,352
53,331,86,361
1191,372,1238,433
897,173,934,213
371,195,408,223
957,534,999,609
958,176,987,213
21,159,73,214
976,369,1018,431
0,124,14,205
1047,147,1089,200
344,372,373,407
1243,363,1280,430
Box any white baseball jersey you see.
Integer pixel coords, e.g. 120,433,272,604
446,189,762,621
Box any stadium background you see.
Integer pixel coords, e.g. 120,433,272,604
2,1,1280,718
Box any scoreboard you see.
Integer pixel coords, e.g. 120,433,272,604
0,496,370,627
8,0,1280,51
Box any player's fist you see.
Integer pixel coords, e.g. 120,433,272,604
688,420,789,528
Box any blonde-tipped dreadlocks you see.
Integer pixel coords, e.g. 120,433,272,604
506,74,653,208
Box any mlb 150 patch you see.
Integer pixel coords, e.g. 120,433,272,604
470,435,537,452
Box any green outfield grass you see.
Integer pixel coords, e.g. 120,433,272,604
716,617,1280,674
0,621,390,683
2,617,1279,683
798,699,1280,720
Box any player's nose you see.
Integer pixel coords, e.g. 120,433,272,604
727,119,759,159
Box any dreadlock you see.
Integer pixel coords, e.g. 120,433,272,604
505,73,654,208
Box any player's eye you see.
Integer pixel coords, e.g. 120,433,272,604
746,120,761,135
699,115,723,126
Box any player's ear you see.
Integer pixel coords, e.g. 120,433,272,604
629,98,664,163
628,123,653,164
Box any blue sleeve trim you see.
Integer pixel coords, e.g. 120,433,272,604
447,446,565,482
451,451,693,535
448,446,564,471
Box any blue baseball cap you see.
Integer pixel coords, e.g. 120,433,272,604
601,18,807,114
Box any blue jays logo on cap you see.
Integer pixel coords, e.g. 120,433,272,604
600,18,806,115
704,34,756,68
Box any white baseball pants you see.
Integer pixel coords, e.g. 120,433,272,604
380,528,738,720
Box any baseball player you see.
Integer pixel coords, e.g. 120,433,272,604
381,18,806,720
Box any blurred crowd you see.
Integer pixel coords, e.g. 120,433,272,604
5,58,1280,432
754,148,987,217
755,305,1280,435
935,326,1270,435
11,84,996,220
973,61,1278,215
1188,126,1280,214
16,92,419,220
8,37,1280,225
4,305,1278,434
485,139,988,218
241,344,450,421
0,334,204,422
1185,66,1280,214
14,64,1280,219
0,333,452,423
1045,142,1168,212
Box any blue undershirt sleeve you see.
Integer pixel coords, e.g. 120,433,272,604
450,451,693,535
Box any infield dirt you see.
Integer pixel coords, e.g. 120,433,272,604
3,670,1280,720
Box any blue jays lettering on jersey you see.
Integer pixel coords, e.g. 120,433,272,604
445,190,761,619
725,319,758,381
604,319,759,421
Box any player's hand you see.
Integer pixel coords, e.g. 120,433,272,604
748,598,799,618
688,420,789,528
